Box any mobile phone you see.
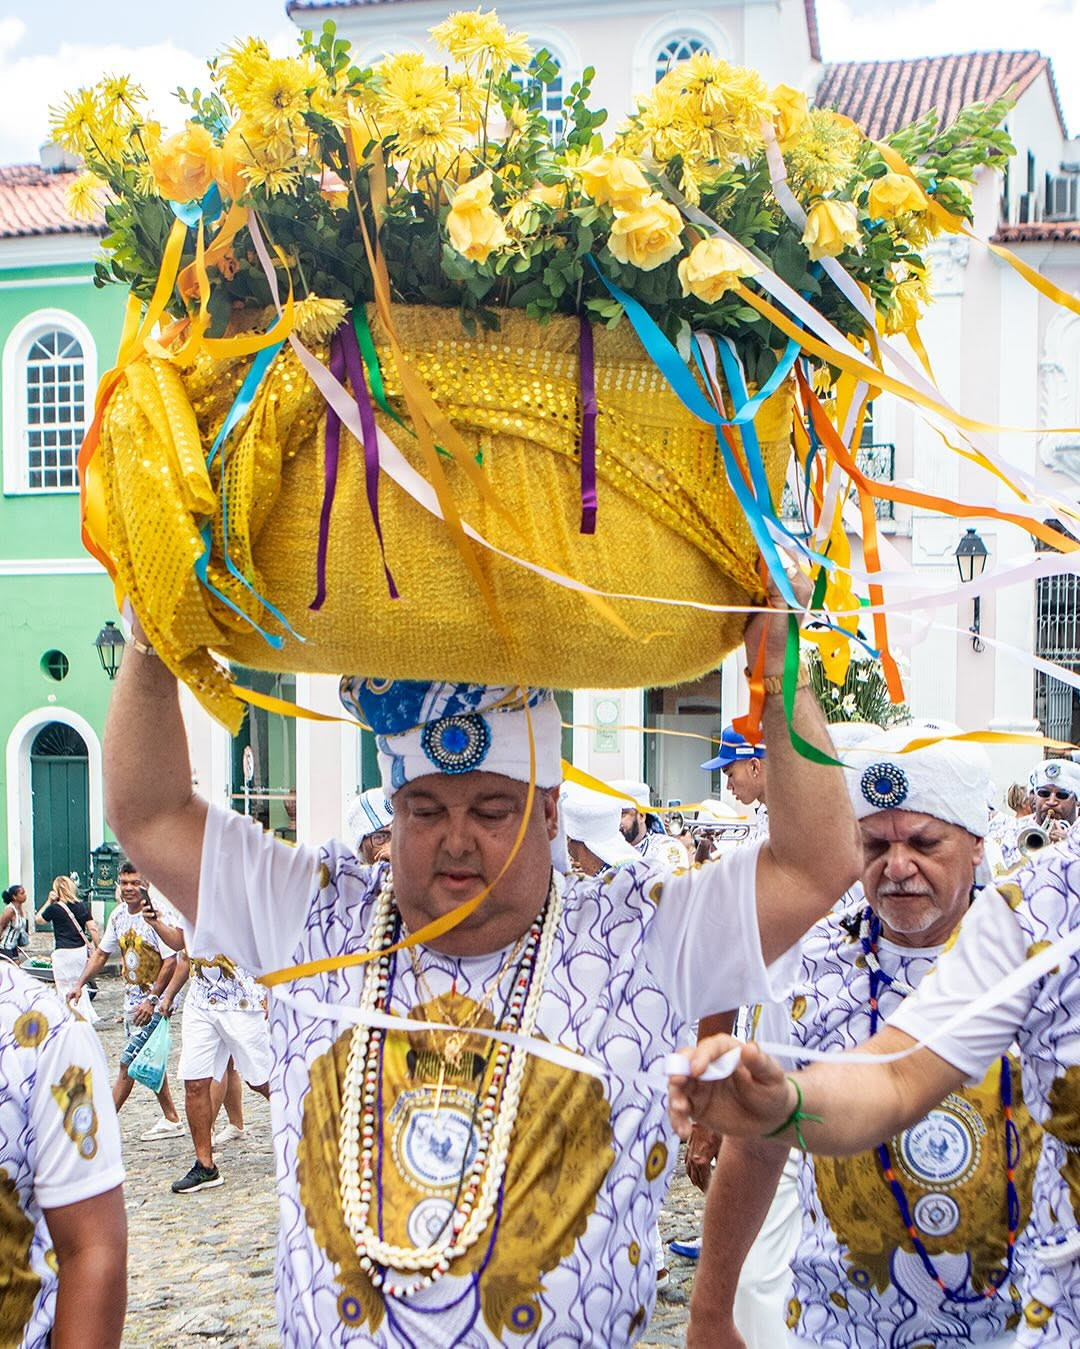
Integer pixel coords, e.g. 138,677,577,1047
140,886,156,920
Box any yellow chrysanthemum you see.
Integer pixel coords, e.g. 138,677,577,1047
394,115,470,169
234,57,313,138
293,296,349,344
241,158,303,196
447,70,486,132
376,59,457,140
99,75,145,118
65,172,104,223
785,109,863,199
49,88,101,158
218,39,272,109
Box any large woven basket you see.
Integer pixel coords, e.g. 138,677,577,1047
97,305,791,729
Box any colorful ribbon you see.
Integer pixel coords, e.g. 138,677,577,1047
578,314,598,534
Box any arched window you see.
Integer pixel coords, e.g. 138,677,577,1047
3,309,95,495
654,34,710,83
510,52,566,139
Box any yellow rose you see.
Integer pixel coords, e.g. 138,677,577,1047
452,168,496,212
771,84,809,148
677,237,760,303
447,204,509,262
578,154,651,212
216,124,251,202
867,171,926,219
801,199,860,261
607,195,684,272
528,182,567,210
149,124,221,204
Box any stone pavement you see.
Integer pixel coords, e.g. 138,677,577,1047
85,974,704,1345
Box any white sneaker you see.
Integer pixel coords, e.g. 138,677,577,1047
212,1123,247,1146
140,1117,186,1142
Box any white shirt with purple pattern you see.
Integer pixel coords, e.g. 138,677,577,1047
189,804,795,1347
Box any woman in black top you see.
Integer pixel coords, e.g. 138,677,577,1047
36,875,100,1022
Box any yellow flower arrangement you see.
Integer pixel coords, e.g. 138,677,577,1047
55,7,1013,383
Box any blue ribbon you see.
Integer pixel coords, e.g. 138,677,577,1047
170,183,223,227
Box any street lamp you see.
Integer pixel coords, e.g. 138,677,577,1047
93,620,125,680
954,528,989,653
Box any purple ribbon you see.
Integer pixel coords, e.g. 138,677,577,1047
310,326,347,610
578,314,598,535
339,318,399,600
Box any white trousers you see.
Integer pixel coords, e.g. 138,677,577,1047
734,1151,800,1349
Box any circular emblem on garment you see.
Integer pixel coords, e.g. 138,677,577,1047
72,1103,94,1135
420,714,491,774
897,1106,979,1189
393,1097,479,1191
914,1191,961,1237
860,762,909,810
406,1196,456,1249
1046,762,1061,779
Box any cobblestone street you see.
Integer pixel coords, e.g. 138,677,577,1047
82,974,703,1346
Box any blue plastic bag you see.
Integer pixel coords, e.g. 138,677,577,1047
129,1015,170,1093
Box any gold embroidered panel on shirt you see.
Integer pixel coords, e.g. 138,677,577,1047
1046,1066,1080,1221
0,1169,39,1344
297,994,614,1337
50,1066,100,1160
118,929,163,989
814,1059,1038,1294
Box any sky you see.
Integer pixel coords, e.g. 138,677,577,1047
0,0,1077,166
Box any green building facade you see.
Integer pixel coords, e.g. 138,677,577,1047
0,163,127,906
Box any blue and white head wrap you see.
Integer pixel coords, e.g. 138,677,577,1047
339,679,564,798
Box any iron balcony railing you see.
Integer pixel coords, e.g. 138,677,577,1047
780,442,896,522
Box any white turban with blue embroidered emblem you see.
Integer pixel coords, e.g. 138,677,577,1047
339,679,563,796
1029,758,1080,797
841,720,993,839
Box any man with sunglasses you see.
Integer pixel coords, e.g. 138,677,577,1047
1030,761,1080,842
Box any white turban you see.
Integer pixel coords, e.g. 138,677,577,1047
1030,759,1080,797
559,781,640,867
842,720,993,840
346,788,393,847
338,679,563,798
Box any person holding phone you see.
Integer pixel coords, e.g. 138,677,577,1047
68,863,184,1139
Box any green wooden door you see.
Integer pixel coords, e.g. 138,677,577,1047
31,722,90,906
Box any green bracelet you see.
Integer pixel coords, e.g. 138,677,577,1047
763,1076,822,1150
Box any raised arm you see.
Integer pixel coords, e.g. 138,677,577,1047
748,579,861,965
103,616,207,923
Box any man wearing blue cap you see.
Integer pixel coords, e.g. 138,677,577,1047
101,589,860,1347
702,726,769,841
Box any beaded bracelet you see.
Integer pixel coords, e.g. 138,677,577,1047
763,1076,822,1150
743,663,810,695
128,636,156,657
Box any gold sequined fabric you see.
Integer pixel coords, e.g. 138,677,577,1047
97,305,792,729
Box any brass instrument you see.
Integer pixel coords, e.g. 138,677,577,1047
691,823,753,846
1018,824,1051,856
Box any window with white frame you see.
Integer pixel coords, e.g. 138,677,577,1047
510,53,566,139
3,310,95,495
654,34,710,83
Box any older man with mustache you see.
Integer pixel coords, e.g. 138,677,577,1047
684,725,1041,1349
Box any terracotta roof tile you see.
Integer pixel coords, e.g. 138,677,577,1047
0,164,102,240
994,221,1080,242
815,51,1065,140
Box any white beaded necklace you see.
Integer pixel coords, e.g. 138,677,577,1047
338,872,563,1298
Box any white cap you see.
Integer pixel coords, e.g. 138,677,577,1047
559,782,640,867
608,779,652,811
1030,759,1080,797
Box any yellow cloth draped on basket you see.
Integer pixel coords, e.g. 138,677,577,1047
96,305,792,730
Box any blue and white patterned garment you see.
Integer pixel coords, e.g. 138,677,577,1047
185,951,266,1014
892,832,1080,1346
191,804,792,1347
786,912,1038,1348
0,964,124,1347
